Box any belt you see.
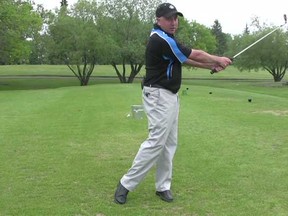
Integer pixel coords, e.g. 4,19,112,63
144,84,163,88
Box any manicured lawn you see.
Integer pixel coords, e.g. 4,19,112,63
0,65,287,215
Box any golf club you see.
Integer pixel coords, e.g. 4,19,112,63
211,14,287,74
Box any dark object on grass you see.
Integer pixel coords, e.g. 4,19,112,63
182,87,189,95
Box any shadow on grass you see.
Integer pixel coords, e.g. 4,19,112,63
0,78,79,91
0,76,122,91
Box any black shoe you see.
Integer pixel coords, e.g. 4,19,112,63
114,182,129,204
156,190,173,202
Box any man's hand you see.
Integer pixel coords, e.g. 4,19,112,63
211,57,232,73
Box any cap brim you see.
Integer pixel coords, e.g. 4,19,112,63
164,11,183,18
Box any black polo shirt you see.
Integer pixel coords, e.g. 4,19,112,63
144,24,192,93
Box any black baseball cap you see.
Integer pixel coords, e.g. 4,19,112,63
156,3,183,18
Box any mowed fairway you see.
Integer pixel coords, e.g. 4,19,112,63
0,68,288,215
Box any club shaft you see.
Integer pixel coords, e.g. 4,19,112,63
233,26,282,59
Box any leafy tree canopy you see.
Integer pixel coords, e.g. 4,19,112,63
0,0,42,64
227,23,288,81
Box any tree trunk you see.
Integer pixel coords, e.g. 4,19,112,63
128,61,143,83
66,57,96,86
112,62,125,83
112,60,143,83
265,65,287,82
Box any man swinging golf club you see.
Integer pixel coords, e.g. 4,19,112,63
114,2,231,204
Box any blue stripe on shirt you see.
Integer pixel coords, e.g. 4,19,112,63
150,29,188,63
162,55,174,79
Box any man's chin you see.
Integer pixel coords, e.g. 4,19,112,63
169,29,176,34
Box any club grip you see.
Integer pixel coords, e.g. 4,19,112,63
210,57,234,74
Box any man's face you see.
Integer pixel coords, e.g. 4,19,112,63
157,15,179,34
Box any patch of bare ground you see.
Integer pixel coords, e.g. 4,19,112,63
254,110,288,116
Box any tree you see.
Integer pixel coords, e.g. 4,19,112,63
261,30,288,81
60,0,68,7
243,24,250,35
228,27,288,82
49,0,114,85
29,4,56,64
102,0,162,83
211,20,228,55
177,19,217,53
29,33,52,64
0,0,42,64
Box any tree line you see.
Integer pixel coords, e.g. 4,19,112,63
1,0,287,84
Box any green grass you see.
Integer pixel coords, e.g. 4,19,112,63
0,64,281,80
0,64,144,77
0,66,288,215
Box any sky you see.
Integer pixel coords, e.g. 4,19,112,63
33,0,288,35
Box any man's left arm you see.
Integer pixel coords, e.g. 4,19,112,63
184,49,232,72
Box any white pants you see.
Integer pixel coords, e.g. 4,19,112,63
121,86,179,192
